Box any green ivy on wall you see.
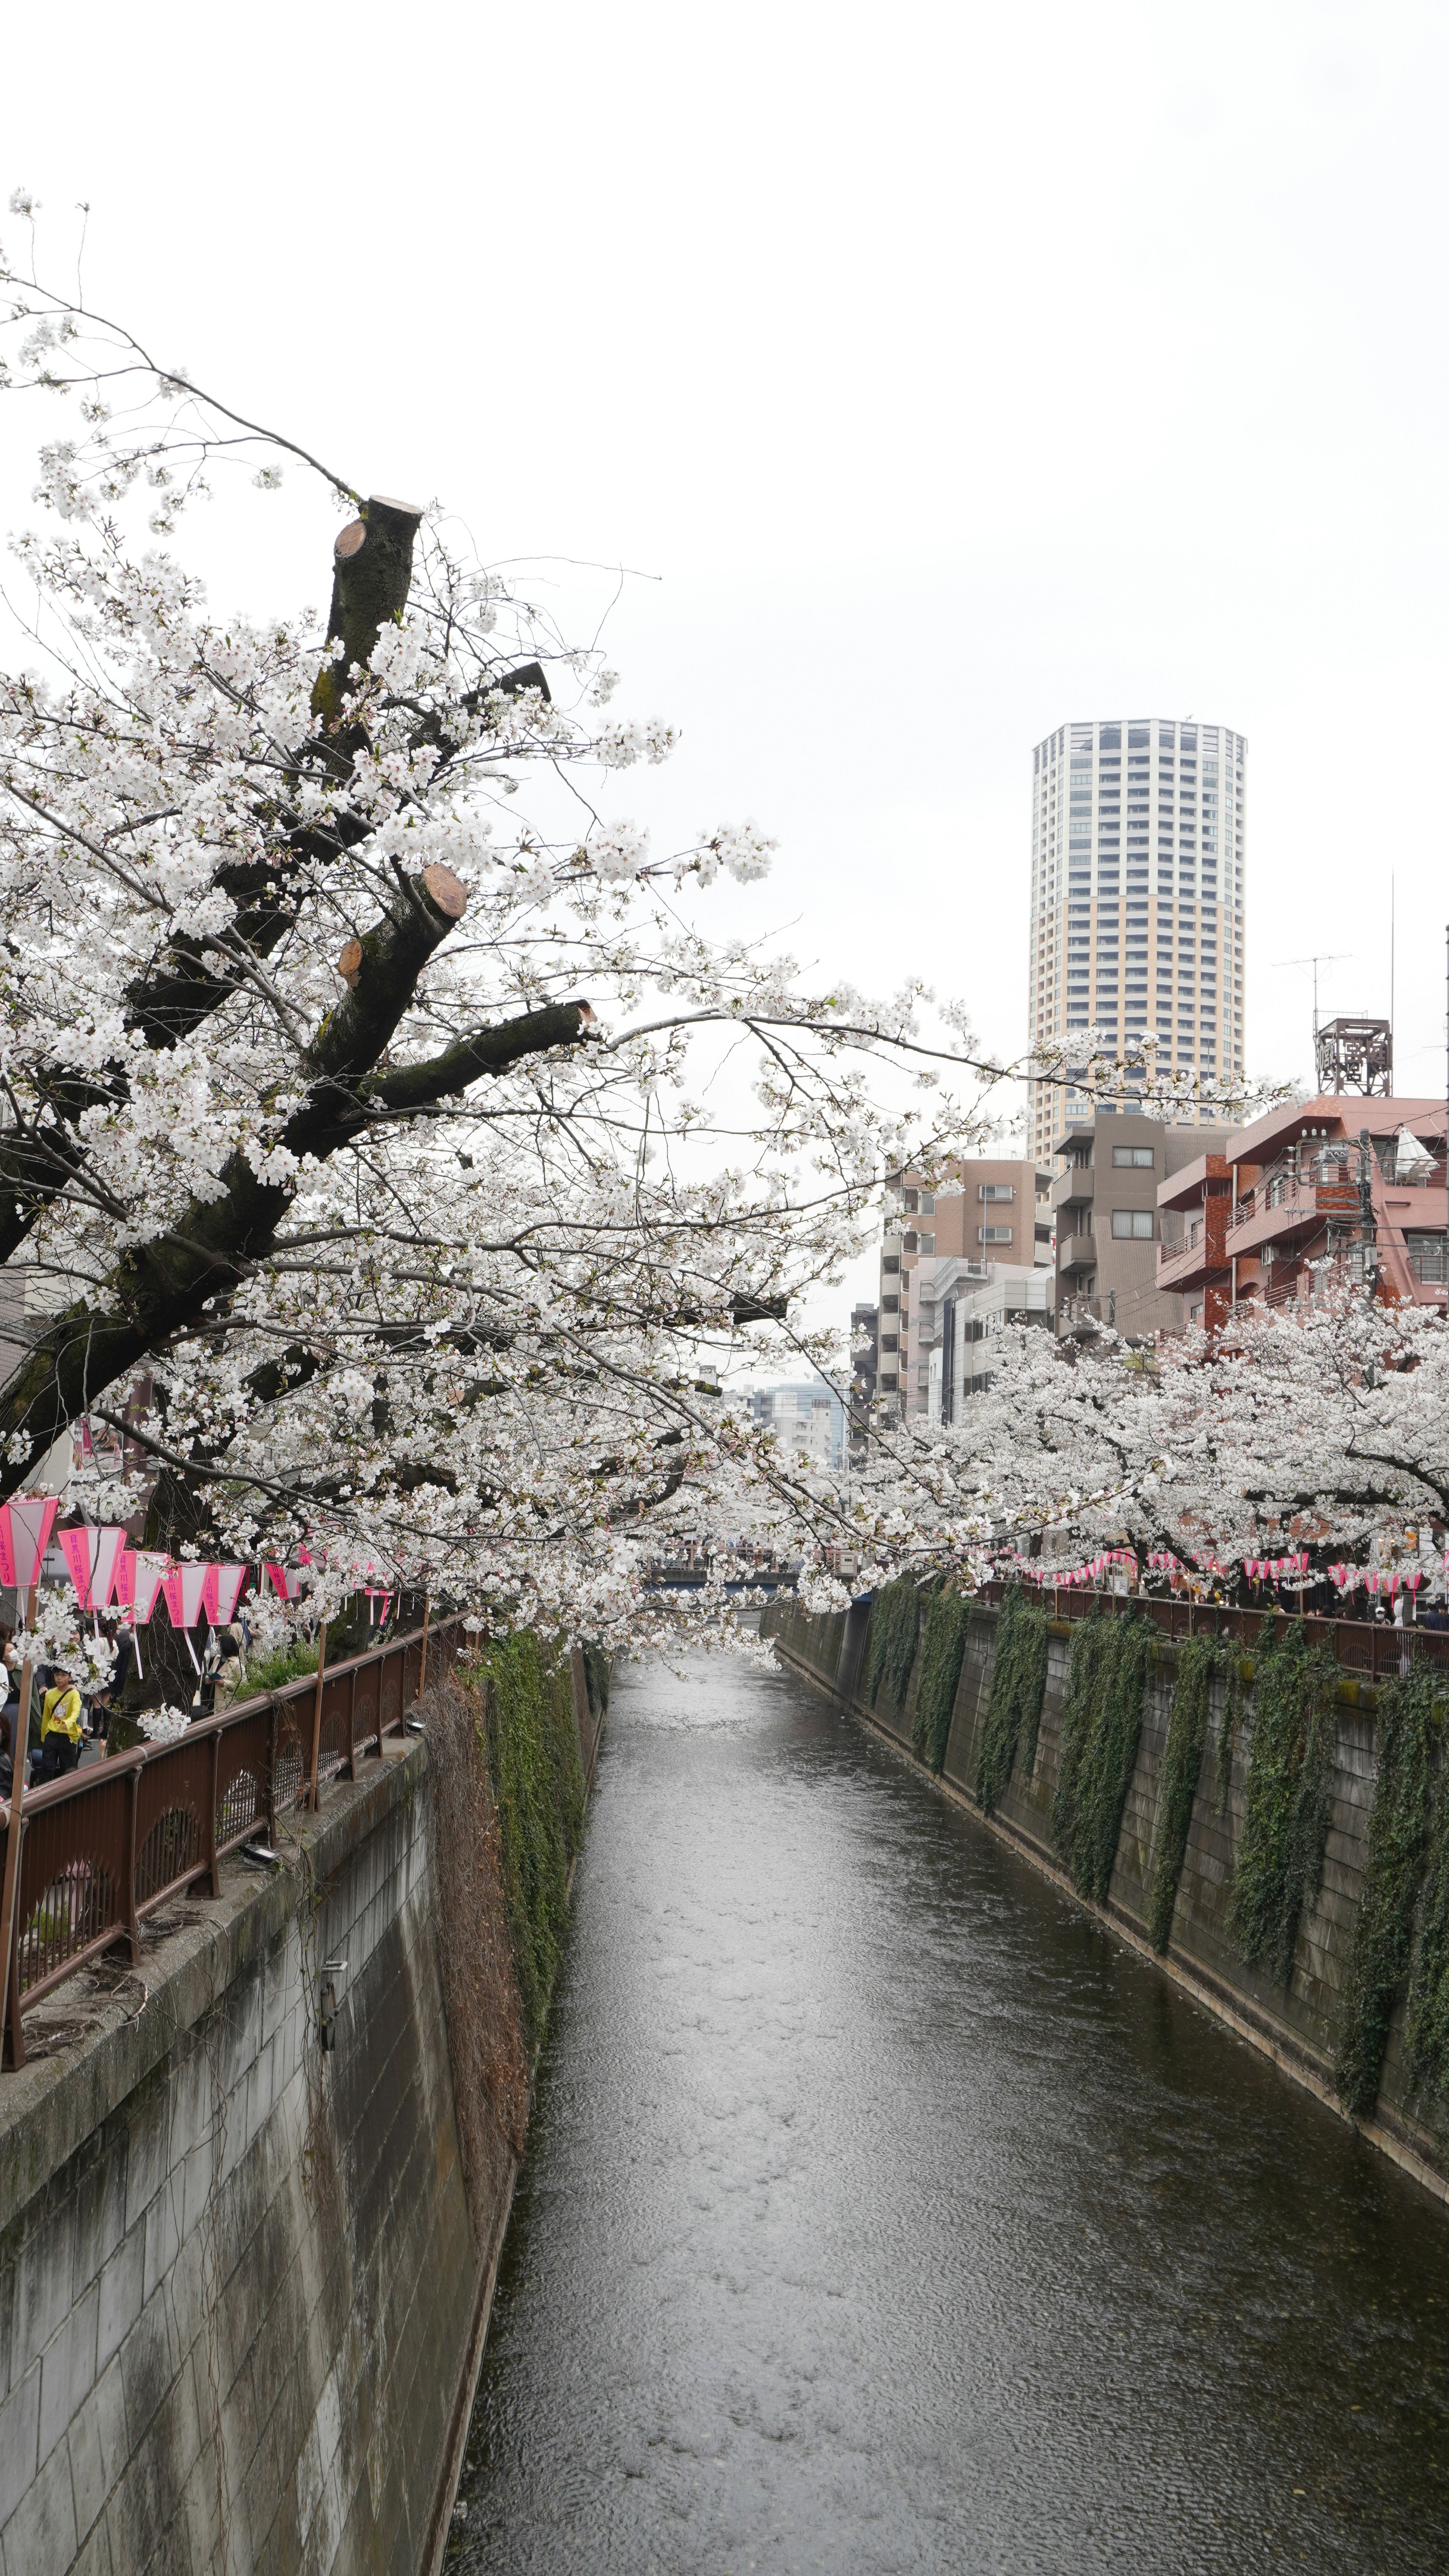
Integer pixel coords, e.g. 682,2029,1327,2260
1404,1709,1449,2109
1146,1635,1224,1953
468,1632,586,2052
865,1577,921,1714
912,1587,972,1773
974,1586,1049,1813
1226,1618,1337,1987
1336,1668,1442,2117
1213,1651,1246,1818
1051,1614,1155,1903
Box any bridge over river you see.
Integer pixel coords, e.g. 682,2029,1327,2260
449,1643,1449,2574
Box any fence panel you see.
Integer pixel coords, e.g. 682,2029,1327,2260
11,1755,140,2006
0,1615,457,2062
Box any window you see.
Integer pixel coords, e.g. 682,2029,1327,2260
882,1256,900,1275
882,1294,899,1313
978,1182,1015,1200
1111,1209,1154,1238
918,1234,935,1255
918,1192,936,1214
1112,1145,1155,1168
980,1226,1014,1244
880,1333,898,1353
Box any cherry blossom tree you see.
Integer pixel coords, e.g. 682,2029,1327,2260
0,217,1054,1686
801,1289,1449,1609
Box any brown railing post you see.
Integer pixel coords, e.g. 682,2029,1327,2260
306,1620,328,1812
345,1664,357,1778
123,1763,141,1966
266,1697,279,1843
419,1592,431,1699
202,1730,220,1900
0,1581,38,2069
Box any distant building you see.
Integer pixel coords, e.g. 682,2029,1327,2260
879,1158,1053,1418
849,1302,878,1437
918,1261,1055,1423
1053,1107,1229,1339
1159,1092,1447,1329
748,1383,847,1471
1026,718,1247,1159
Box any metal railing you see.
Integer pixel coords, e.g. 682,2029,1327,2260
2,1612,465,2068
980,1580,1449,1679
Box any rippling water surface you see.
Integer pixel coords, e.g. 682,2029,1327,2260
448,1646,1449,2573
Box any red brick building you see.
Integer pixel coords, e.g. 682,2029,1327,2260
1157,1095,1447,1330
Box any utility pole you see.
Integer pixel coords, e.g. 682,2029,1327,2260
1358,1128,1378,1301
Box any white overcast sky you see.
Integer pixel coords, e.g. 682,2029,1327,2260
3,0,1446,1341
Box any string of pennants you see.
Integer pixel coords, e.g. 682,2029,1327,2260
999,1548,1140,1588
0,1498,397,1676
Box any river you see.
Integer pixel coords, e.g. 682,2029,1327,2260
447,1643,1449,2573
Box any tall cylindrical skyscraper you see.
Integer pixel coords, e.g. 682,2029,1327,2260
1026,718,1246,1161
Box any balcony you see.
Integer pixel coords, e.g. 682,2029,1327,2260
1226,1160,1359,1258
1058,1232,1097,1274
1157,1205,1229,1294
1052,1163,1094,1214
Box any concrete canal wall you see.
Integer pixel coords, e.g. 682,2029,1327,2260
0,1650,605,2576
764,1594,1449,2204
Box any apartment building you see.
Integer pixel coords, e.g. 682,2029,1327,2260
1158,1091,1447,1327
1026,718,1247,1161
918,1261,1055,1423
1054,1108,1229,1339
878,1159,1053,1415
748,1383,847,1471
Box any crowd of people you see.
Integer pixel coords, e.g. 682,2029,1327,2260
0,1617,252,1798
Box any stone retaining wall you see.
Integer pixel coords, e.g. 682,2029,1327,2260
764,1595,1446,2199
0,1641,604,2576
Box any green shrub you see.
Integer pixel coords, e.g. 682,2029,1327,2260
1226,1619,1337,1985
1146,1635,1220,1952
1052,1614,1155,1902
912,1587,972,1772
467,1633,586,2052
974,1587,1049,1812
865,1578,921,1713
1337,1669,1441,2116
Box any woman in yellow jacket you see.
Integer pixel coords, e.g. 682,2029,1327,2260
33,1667,83,1786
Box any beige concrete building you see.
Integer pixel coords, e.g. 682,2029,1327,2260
878,1158,1052,1415
1053,1108,1228,1339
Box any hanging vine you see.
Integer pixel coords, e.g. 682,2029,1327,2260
1146,1635,1222,1953
1336,1668,1442,2117
1052,1614,1155,1903
468,1633,586,2053
1213,1650,1246,1818
912,1586,973,1773
974,1586,1049,1812
1404,1708,1449,2110
1226,1618,1338,1986
865,1577,922,1715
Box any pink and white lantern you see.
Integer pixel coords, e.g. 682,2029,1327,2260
0,1496,60,1593
57,1524,130,1613
202,1564,248,1625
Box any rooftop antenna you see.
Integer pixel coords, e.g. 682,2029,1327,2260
1270,952,1350,1061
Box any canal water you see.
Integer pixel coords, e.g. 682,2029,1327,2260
448,1646,1449,2574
